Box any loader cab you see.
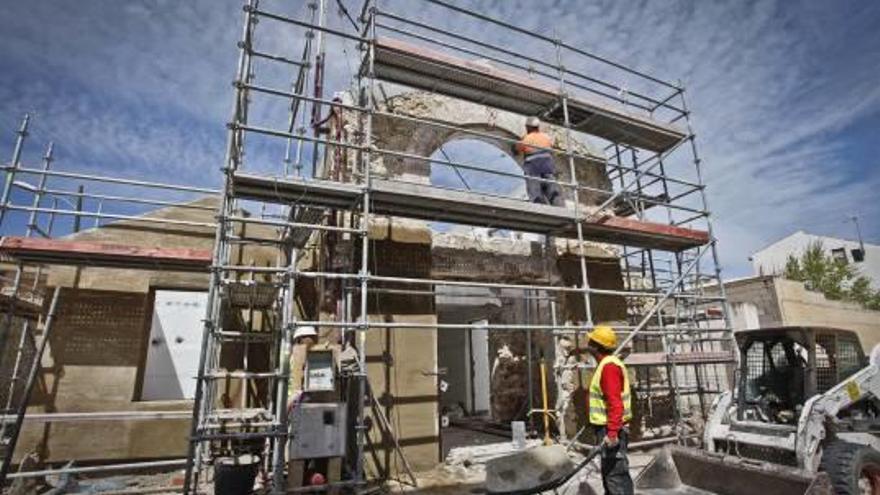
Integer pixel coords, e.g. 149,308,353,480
736,326,866,425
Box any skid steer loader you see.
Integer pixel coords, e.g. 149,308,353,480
637,326,880,495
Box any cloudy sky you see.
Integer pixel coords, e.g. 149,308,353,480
1,0,878,278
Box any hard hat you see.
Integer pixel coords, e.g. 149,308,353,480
293,325,318,341
587,325,617,350
525,116,541,128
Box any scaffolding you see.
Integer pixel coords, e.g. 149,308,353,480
0,115,221,485
181,0,736,493
0,0,738,492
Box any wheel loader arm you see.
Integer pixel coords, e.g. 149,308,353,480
796,359,880,471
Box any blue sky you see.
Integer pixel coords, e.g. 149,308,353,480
1,0,879,278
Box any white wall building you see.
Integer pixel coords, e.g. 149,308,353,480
751,230,880,288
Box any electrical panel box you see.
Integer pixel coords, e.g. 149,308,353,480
304,349,335,392
289,403,347,459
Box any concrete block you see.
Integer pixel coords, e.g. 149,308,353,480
367,216,432,244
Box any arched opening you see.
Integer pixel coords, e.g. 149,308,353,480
429,138,524,198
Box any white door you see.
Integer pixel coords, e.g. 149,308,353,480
141,290,207,401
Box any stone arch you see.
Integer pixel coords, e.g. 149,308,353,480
427,125,522,194
433,124,521,161
370,91,612,206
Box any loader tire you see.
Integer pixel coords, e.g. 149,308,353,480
820,440,880,495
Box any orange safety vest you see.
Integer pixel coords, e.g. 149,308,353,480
515,131,554,157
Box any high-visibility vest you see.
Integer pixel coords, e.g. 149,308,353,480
588,355,632,425
515,131,554,158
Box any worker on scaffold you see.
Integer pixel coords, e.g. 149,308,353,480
586,325,634,495
513,116,564,206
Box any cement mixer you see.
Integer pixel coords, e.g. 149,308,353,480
636,326,880,495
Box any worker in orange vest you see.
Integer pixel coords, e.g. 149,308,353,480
513,116,563,206
586,325,634,495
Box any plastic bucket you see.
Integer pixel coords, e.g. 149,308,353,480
214,455,259,495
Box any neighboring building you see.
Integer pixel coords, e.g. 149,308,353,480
718,275,880,352
751,230,880,288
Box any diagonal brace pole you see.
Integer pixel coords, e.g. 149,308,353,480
612,243,710,356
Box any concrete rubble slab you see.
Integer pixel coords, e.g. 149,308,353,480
485,444,574,493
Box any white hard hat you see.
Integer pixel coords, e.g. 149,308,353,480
525,116,541,128
293,326,318,341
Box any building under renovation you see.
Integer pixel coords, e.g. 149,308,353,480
0,0,736,492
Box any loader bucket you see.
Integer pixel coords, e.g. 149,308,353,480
635,446,832,495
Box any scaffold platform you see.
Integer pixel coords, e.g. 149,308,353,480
232,172,708,251
373,37,687,152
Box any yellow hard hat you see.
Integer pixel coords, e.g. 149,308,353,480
587,325,617,350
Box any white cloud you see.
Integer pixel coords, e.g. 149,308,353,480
2,0,878,279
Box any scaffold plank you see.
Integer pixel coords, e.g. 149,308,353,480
373,37,686,152
0,237,212,272
232,173,709,251
624,350,734,367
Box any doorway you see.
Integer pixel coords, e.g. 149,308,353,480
437,315,502,458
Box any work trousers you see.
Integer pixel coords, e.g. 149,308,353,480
523,156,563,206
595,426,634,495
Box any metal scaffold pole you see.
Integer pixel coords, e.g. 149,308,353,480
0,141,53,451
310,0,328,177
282,2,317,177
678,85,739,389
355,2,377,485
0,115,31,362
554,39,594,336
27,143,54,237
0,114,30,226
270,245,297,494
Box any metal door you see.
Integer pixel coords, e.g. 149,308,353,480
142,290,207,400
